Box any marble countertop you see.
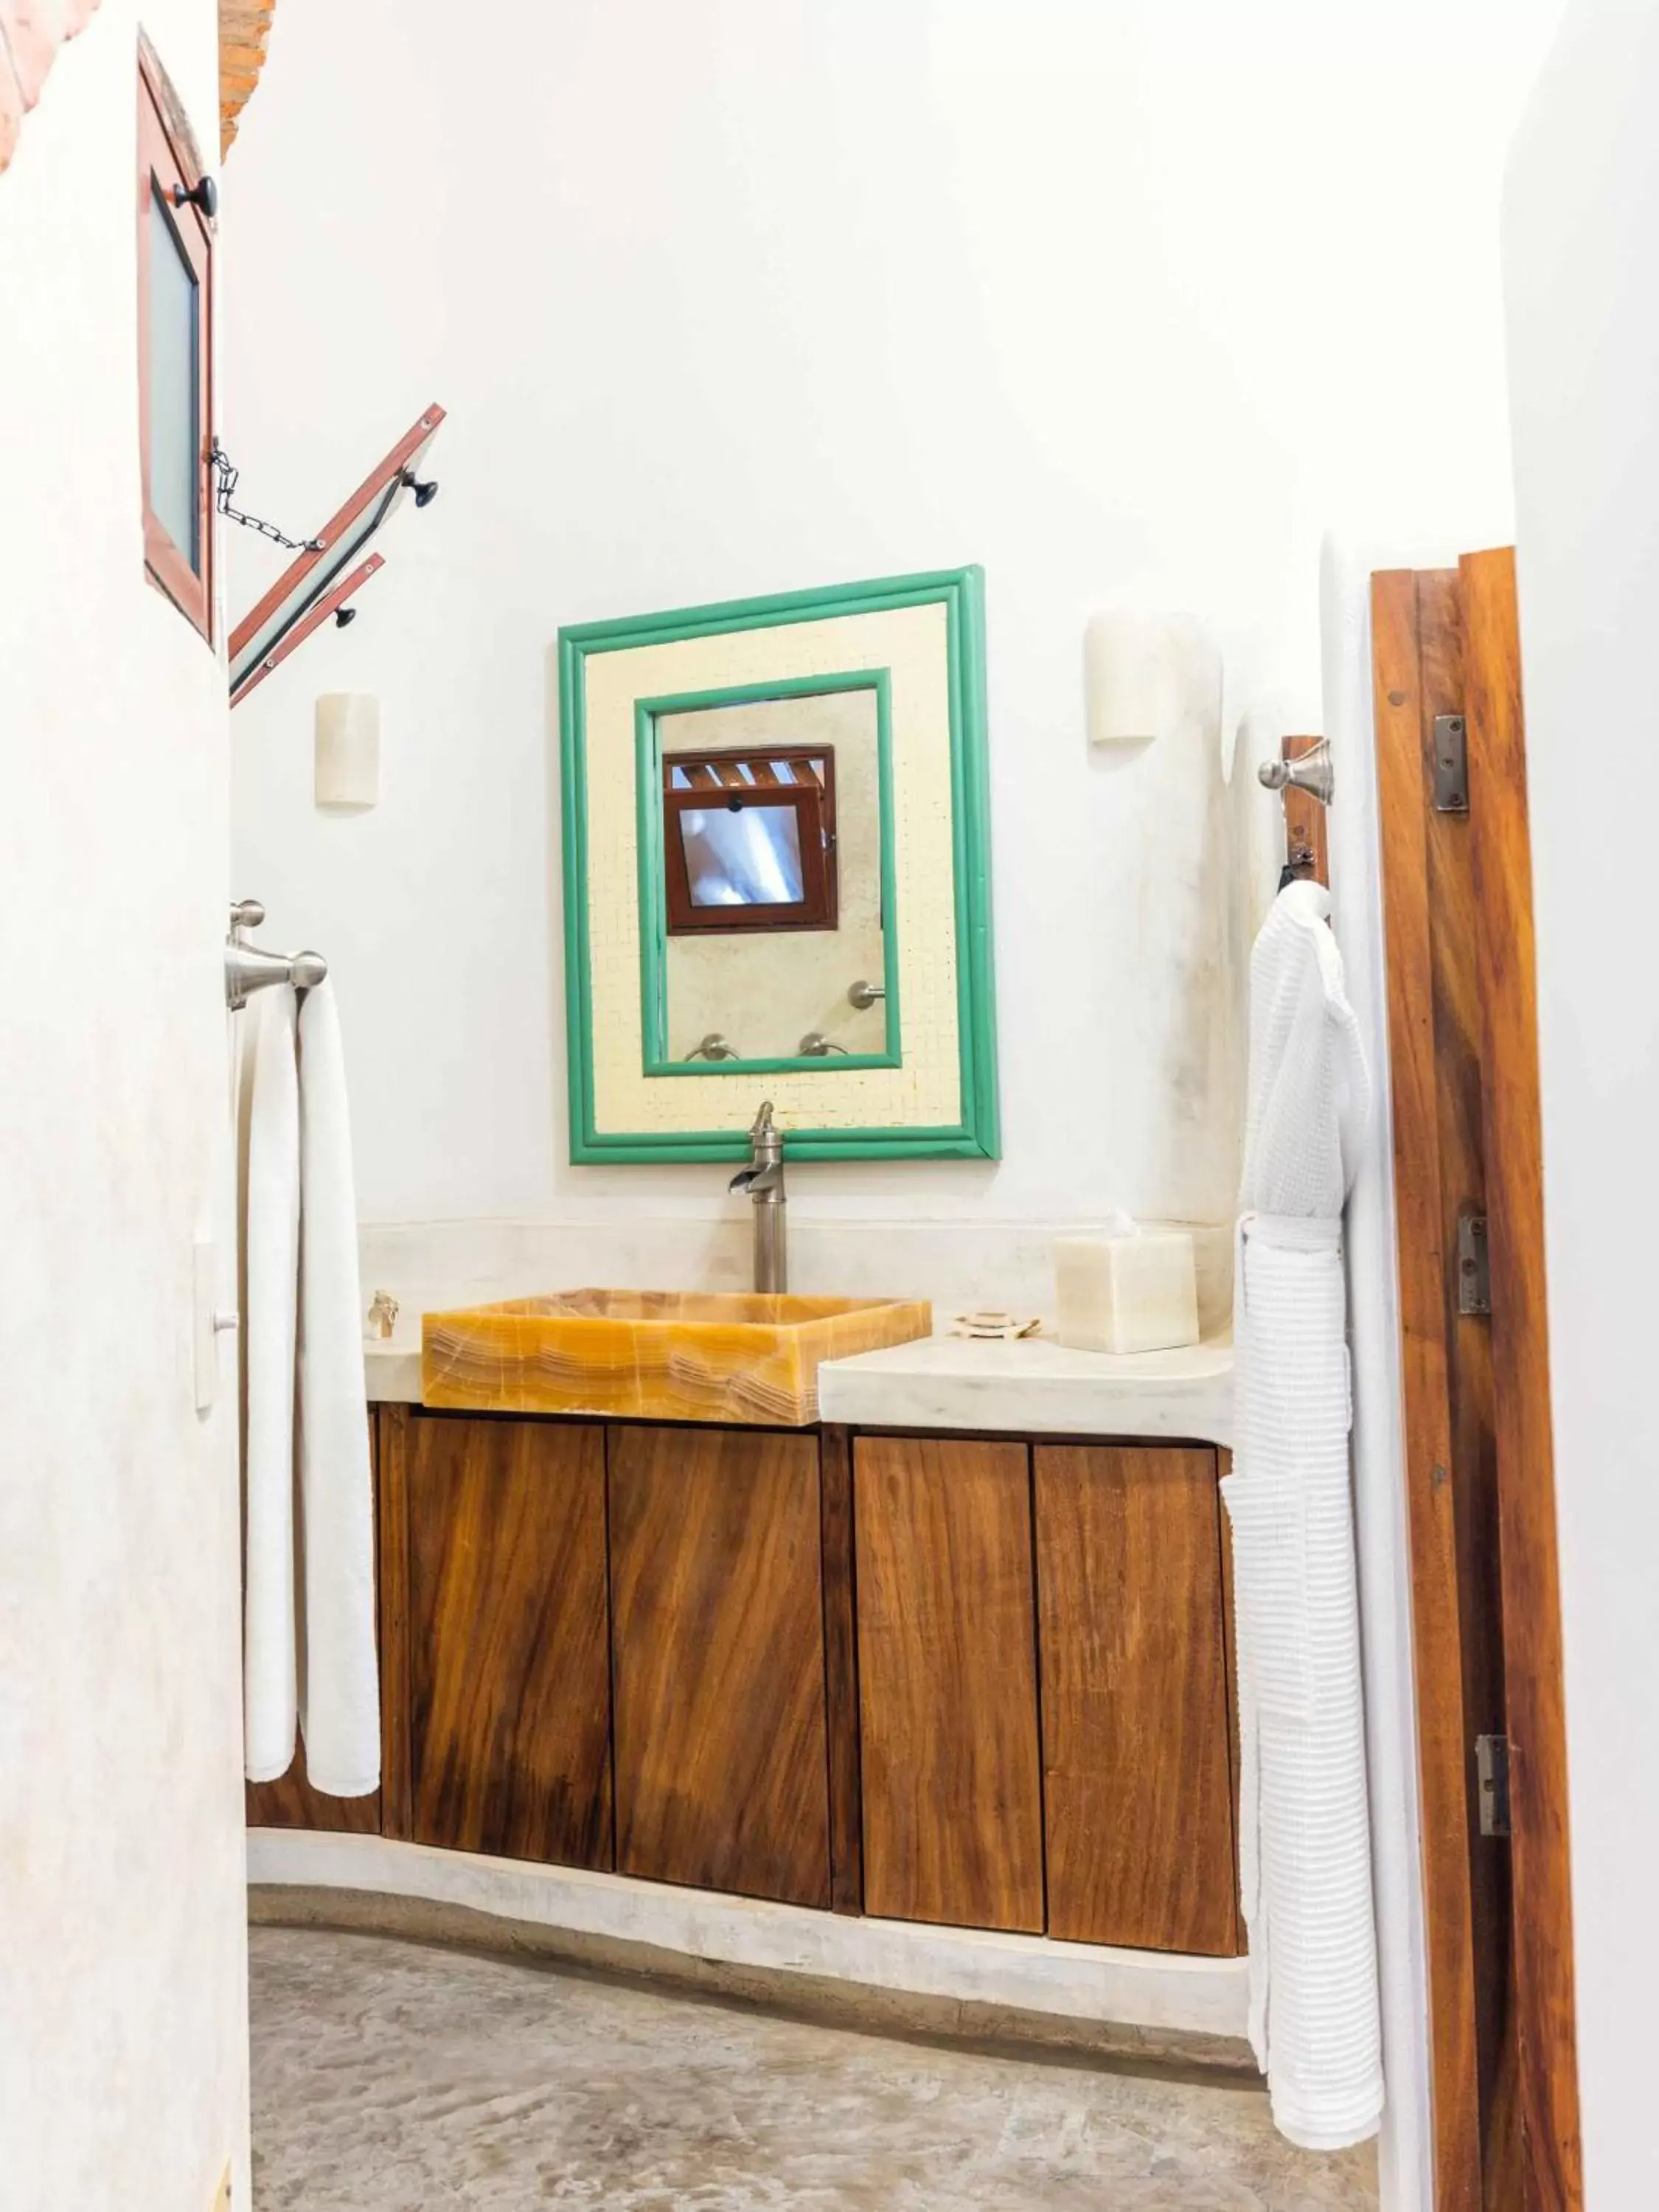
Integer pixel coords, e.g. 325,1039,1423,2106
817,1332,1233,1444
366,1324,1233,1445
364,1338,422,1405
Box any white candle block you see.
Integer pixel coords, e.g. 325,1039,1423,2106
1054,1229,1200,1355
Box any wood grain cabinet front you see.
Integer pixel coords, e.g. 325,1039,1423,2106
608,1423,832,1909
254,1410,1239,1965
854,1434,1046,1933
405,1413,613,1868
1034,1444,1241,1955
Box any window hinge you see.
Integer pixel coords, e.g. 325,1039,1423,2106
1477,1733,1513,1837
1433,712,1469,813
1457,1211,1491,1316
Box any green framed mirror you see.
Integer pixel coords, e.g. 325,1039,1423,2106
558,566,998,1162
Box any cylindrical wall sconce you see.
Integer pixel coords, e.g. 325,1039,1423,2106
1083,610,1221,748
315,692,380,810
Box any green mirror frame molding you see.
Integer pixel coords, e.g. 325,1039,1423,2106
558,566,1000,1164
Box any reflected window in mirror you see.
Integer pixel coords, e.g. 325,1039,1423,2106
663,750,838,934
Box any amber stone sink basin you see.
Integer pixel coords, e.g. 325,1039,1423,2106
421,1290,933,1427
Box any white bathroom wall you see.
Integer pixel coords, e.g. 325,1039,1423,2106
0,8,250,2205
223,0,1563,1261
1503,1,1659,2199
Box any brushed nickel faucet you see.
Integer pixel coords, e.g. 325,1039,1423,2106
729,1099,787,1293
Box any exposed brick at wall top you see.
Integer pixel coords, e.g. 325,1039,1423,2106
218,0,274,154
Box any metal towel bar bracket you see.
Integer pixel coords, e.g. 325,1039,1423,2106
225,899,328,1010
1259,737,1334,807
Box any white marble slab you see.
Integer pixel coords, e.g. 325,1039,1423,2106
364,1339,422,1405
248,1829,1249,2046
818,1332,1234,1445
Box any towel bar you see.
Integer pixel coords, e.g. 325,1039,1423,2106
226,897,327,1009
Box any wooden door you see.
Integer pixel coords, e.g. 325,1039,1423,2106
1034,1444,1239,1955
1374,554,1581,2209
608,1424,830,1908
406,1413,612,1867
855,1436,1043,1933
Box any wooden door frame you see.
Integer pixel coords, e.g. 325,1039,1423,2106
1372,555,1582,2209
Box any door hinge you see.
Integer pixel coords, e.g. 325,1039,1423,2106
1433,712,1469,813
1457,1212,1491,1316
1477,1733,1512,1837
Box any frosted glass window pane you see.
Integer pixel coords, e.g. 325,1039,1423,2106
678,804,804,908
148,186,200,571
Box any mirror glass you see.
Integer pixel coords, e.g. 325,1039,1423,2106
647,686,893,1068
147,184,202,573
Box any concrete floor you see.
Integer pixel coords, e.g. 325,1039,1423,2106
249,1926,1380,2210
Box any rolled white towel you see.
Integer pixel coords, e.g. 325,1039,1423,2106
296,981,380,1796
243,988,300,1785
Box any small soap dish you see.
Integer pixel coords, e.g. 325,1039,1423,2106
948,1310,1043,1342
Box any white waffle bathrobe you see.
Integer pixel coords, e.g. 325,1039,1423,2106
1224,880,1383,2149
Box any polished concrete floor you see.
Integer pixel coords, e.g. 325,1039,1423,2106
249,1926,1380,2210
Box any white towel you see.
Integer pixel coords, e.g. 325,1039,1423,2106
243,988,301,1784
240,981,379,1797
1223,880,1383,2149
295,981,380,1796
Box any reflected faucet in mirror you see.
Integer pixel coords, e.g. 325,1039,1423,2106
728,1100,787,1293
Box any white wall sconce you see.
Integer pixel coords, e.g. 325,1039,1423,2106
1083,610,1221,748
315,692,380,811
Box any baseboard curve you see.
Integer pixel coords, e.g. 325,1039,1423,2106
248,1830,1255,2073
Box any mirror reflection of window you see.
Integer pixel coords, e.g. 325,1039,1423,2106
679,803,806,909
653,685,885,1066
662,750,837,933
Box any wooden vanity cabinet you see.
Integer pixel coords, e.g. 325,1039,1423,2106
254,1408,1239,1961
404,1412,613,1868
608,1423,831,1909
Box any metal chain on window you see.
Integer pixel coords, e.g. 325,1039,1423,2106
209,443,324,553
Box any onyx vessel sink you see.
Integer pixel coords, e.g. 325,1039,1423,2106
421,1289,933,1427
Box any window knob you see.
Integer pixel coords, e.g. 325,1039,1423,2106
401,471,439,508
172,174,218,219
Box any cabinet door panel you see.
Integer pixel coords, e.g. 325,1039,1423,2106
407,1415,612,1868
855,1436,1043,1933
608,1424,829,1908
1035,1444,1239,1955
